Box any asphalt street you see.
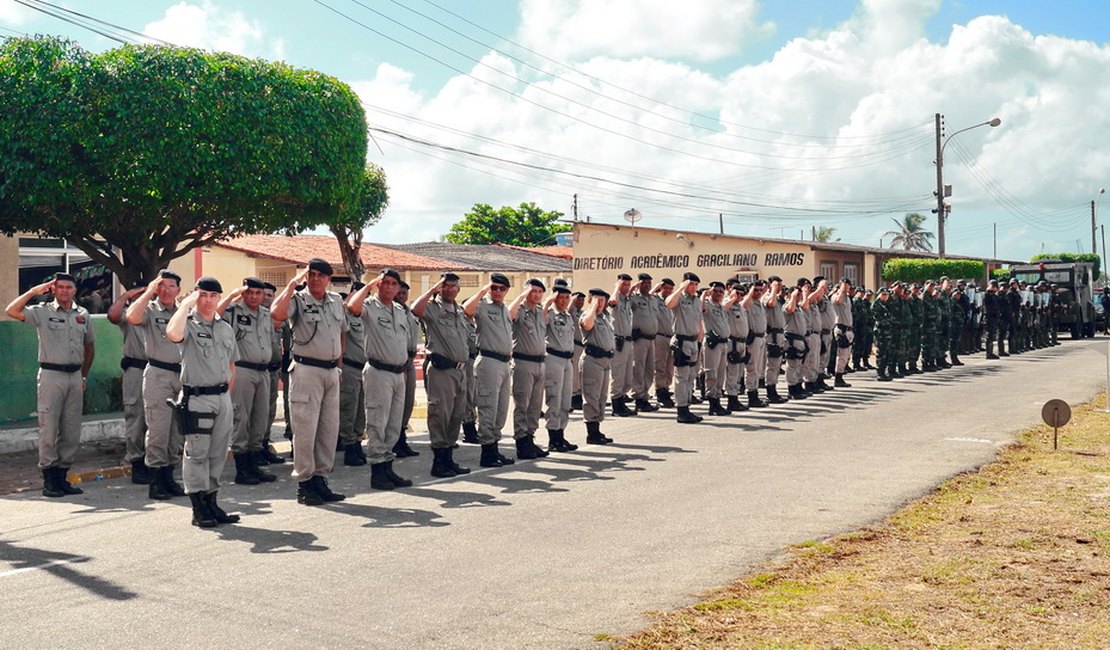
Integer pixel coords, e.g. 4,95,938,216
2,340,1107,649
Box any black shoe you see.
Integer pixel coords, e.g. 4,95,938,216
392,431,420,458
297,480,324,506
656,388,676,408
344,443,367,466
445,447,470,475
312,475,346,501
634,398,658,413
570,394,583,411
1000,351,1010,357
479,442,515,467
986,353,1000,359
130,459,153,485
747,390,769,408
370,463,395,490
41,467,64,498
383,461,412,488
461,422,480,444
676,406,703,424
585,421,613,444
788,384,805,399
148,465,172,501
877,367,892,382
164,466,186,497
234,453,261,485
611,398,635,417
951,356,964,366
52,467,81,495
259,440,287,465
727,395,748,412
244,451,276,483
204,491,240,524
430,447,457,478
707,398,730,416
816,377,832,391
834,373,851,388
515,435,549,460
548,429,578,452
189,493,219,528
765,386,788,404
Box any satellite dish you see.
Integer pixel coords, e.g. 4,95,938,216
623,208,643,225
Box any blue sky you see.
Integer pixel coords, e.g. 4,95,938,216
3,0,1109,263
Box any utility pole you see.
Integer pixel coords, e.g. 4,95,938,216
1102,224,1107,281
719,213,724,235
993,222,997,259
935,113,946,258
572,193,578,221
1093,199,1098,254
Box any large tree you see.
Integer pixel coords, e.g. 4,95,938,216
0,36,368,285
884,213,935,252
444,202,569,246
329,163,389,281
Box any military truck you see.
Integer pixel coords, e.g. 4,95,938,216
1009,260,1096,339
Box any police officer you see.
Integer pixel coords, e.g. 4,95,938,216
784,280,810,399
580,288,616,444
813,277,835,389
219,277,277,485
127,271,187,500
830,277,854,387
510,278,549,459
666,272,704,424
871,287,895,381
569,290,586,411
271,258,348,506
762,276,789,404
259,282,287,465
106,283,151,484
544,284,577,451
652,279,677,408
722,281,751,413
6,273,95,497
463,273,517,467
166,276,240,528
983,279,1004,359
701,281,731,415
412,272,472,477
629,273,660,413
802,279,825,394
394,281,421,459
337,282,368,466
460,311,480,443
609,273,636,416
743,280,769,408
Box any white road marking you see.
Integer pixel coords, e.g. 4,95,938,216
0,557,89,578
943,437,994,444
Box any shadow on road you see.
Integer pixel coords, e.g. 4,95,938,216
403,486,512,509
328,501,450,528
0,539,137,600
207,525,329,554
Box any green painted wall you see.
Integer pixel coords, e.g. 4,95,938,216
0,317,124,424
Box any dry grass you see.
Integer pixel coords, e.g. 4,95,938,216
617,393,1110,649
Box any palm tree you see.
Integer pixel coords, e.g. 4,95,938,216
812,226,839,242
884,213,935,252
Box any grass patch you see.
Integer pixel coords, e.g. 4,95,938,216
619,392,1110,649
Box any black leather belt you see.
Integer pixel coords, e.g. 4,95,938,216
546,347,573,359
148,359,182,373
120,356,148,371
183,383,228,396
512,351,545,363
39,362,81,373
584,344,614,359
235,360,270,372
293,354,338,370
785,332,806,341
268,361,282,372
469,350,479,359
675,333,697,343
479,349,510,363
750,332,765,338
573,339,584,347
768,327,784,334
729,336,745,342
342,357,366,371
806,330,818,336
821,328,831,335
367,358,406,374
635,333,657,341
428,353,465,370
615,335,632,343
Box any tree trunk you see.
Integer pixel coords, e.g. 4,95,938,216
330,225,364,282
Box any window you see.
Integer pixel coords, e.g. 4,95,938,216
843,263,859,285
819,261,837,280
18,237,112,313
259,271,288,288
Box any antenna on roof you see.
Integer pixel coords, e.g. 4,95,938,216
623,208,642,228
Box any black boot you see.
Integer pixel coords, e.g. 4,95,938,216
461,421,480,444
834,373,851,388
148,465,172,501
430,447,457,478
876,365,892,382
765,385,788,404
747,389,768,408
392,431,420,458
130,458,153,485
343,442,367,466
656,387,676,408
383,461,412,488
549,428,577,452
950,353,964,366
788,384,804,399
634,398,658,413
676,405,703,424
585,421,613,444
570,393,583,411
297,479,324,506
41,467,64,498
311,475,346,501
258,438,287,464
727,395,748,412
204,491,240,524
163,466,186,497
248,452,277,483
479,442,515,467
234,453,261,485
370,463,395,490
445,446,470,475
611,397,635,417
816,376,832,391
515,435,549,459
189,493,219,528
707,397,730,416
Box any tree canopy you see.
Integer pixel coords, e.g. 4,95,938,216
0,36,368,285
882,258,985,282
1029,253,1101,281
444,202,569,246
884,213,935,252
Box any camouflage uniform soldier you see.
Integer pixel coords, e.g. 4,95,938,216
107,285,151,484
580,288,616,444
920,282,941,372
6,273,95,497
871,288,895,381
652,279,677,408
948,285,966,365
629,273,660,413
983,279,1005,359
906,285,924,374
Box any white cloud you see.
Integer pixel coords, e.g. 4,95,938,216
143,1,281,59
0,0,32,26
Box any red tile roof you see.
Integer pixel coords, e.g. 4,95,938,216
493,243,574,259
217,234,449,271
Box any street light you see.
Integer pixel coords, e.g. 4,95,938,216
1093,187,1105,254
934,113,1002,257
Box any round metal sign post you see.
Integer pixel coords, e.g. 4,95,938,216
1041,399,1072,451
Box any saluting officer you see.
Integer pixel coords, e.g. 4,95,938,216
338,281,368,467
743,280,769,408
270,258,348,506
543,284,577,451
783,280,810,399
609,273,636,416
165,276,240,528
107,283,151,485
347,269,414,491
723,280,751,413
393,280,421,459
629,273,660,413
460,312,480,444
127,270,187,501
569,290,586,411
762,277,789,404
830,277,854,387
412,272,472,477
666,272,704,424
652,279,677,408
462,273,517,467
6,273,95,497
701,281,731,416
259,282,287,466
580,288,616,444
219,277,277,485
510,278,550,459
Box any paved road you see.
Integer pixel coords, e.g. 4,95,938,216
2,341,1107,649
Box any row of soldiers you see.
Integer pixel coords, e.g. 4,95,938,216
6,262,1063,528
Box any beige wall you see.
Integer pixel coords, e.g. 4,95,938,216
572,222,818,290
0,235,19,316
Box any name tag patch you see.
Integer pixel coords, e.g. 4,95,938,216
237,314,252,325
197,331,212,339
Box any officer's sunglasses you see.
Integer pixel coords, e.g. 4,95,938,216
490,285,508,292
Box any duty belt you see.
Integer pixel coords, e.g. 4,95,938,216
767,327,784,334
785,332,806,341
267,361,282,372
675,333,697,343
183,383,229,396
367,357,406,374
428,353,465,370
728,336,745,342
148,358,182,373
39,362,81,373
584,344,614,359
479,349,510,363
468,350,479,359
293,354,339,370
836,324,854,332
235,360,270,372
820,328,831,335
573,339,584,347
120,356,148,371
806,330,819,336
615,335,632,343
546,347,573,359
342,357,366,371
512,351,545,363
749,332,765,338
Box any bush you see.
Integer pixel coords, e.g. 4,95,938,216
882,258,985,282
991,268,1010,280
1029,253,1101,281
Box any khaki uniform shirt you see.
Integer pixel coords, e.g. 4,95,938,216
179,312,238,386
287,290,347,361
475,299,512,356
545,307,575,354
138,301,181,364
583,310,616,352
360,296,409,366
422,297,469,364
629,292,658,337
343,311,368,365
224,301,273,365
119,319,146,361
24,300,95,364
512,302,546,356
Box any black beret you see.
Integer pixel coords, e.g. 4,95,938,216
243,277,265,289
840,277,852,285
682,272,700,283
552,277,569,287
709,281,725,289
637,273,652,281
796,277,811,287
877,287,890,294
661,278,675,286
812,275,825,283
766,275,782,283
552,286,571,295
588,288,610,299
442,272,460,282
571,291,586,298
307,258,333,276
617,273,633,281
490,273,511,287
159,269,182,284
196,276,223,293
262,282,277,292
398,280,410,290
752,279,766,287
526,278,546,291
379,268,401,282
53,273,76,284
